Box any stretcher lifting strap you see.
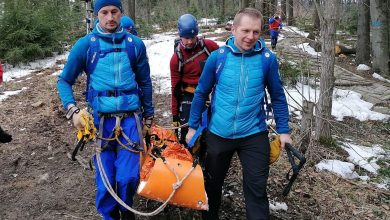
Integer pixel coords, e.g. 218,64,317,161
187,109,209,148
282,143,306,196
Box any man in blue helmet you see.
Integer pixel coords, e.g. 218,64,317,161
121,16,138,36
186,8,291,219
170,14,218,148
57,0,153,219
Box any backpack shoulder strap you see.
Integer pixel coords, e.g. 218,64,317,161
260,48,272,84
260,48,274,116
198,36,211,56
86,33,100,75
215,46,229,83
124,33,136,69
174,38,184,73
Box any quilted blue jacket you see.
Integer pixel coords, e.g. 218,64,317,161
188,36,289,138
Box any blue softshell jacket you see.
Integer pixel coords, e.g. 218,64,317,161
188,37,289,139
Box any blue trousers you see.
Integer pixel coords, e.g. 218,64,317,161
270,30,279,49
202,131,270,220
93,116,140,220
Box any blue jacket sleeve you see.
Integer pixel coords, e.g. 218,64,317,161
188,51,218,129
266,53,290,134
57,37,89,109
133,37,154,117
269,17,275,24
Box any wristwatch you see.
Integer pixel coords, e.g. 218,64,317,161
66,106,80,120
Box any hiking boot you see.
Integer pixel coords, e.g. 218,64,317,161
0,126,12,143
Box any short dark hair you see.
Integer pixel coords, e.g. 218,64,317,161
233,8,263,27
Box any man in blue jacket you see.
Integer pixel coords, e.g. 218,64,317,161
186,8,291,220
120,16,138,36
57,0,153,219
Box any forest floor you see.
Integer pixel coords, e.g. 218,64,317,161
0,27,389,220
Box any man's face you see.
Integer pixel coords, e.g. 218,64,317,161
180,36,197,49
231,15,262,52
98,6,121,33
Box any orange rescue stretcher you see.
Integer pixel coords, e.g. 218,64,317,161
137,126,208,210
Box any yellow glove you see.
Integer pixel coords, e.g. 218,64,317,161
72,109,90,129
269,135,281,164
76,112,97,142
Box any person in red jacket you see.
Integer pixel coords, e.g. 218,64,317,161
0,60,12,143
170,14,219,145
0,60,3,84
268,13,283,49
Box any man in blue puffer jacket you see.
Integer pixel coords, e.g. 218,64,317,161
186,8,291,220
57,0,153,219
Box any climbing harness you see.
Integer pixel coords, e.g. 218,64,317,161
96,113,145,153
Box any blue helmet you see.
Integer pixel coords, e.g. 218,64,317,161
177,14,198,38
121,16,135,30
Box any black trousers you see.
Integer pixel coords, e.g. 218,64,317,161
178,92,193,144
271,37,278,48
202,131,270,220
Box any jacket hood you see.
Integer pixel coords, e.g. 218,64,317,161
92,22,127,42
225,35,265,54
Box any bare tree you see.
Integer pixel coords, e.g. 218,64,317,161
121,0,135,20
241,0,250,8
281,0,287,20
370,0,390,76
287,0,294,25
355,0,370,65
312,1,320,31
314,0,338,140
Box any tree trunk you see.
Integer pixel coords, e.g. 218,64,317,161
370,0,390,76
312,1,320,31
262,0,271,32
287,0,294,25
221,0,225,19
127,0,136,21
281,0,287,20
314,0,338,140
356,0,370,65
242,0,250,8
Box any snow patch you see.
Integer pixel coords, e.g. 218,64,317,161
315,160,360,179
356,64,370,71
292,43,320,57
373,73,390,83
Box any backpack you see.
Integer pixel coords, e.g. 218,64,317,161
85,33,137,100
84,33,139,123
174,36,211,74
86,33,136,75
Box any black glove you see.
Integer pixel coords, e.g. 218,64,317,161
172,115,180,127
142,116,153,137
0,126,12,143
